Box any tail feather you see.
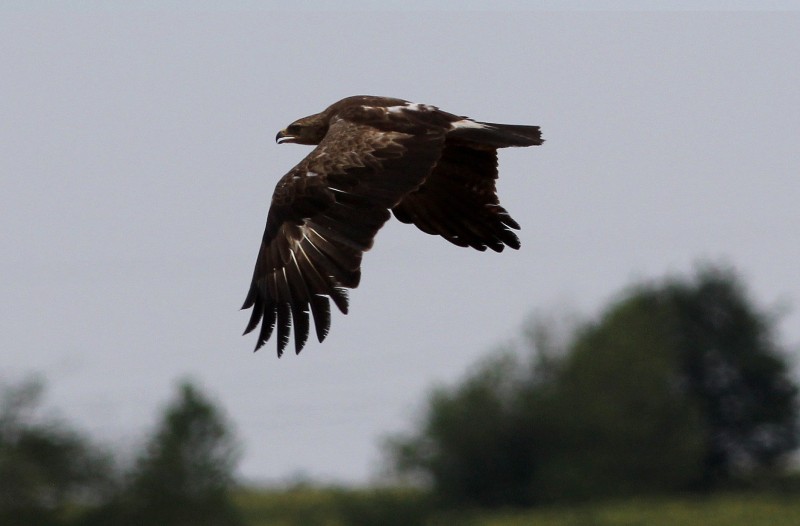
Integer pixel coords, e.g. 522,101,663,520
449,121,543,148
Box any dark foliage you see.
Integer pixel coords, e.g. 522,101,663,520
388,353,535,507
661,268,799,487
1,377,244,525
86,380,244,526
526,293,707,501
386,265,799,507
0,378,115,526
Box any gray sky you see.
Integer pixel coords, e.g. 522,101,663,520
2,6,799,484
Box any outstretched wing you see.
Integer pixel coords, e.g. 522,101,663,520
392,143,522,252
242,118,445,356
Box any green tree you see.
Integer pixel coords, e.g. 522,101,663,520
386,265,799,506
95,380,243,526
526,294,706,501
659,267,799,486
387,353,536,507
0,377,115,526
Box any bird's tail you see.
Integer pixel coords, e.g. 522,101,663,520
450,121,544,148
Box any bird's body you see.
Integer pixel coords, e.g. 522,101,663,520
242,95,543,356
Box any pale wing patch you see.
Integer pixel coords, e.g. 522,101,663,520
407,102,437,111
384,102,437,115
290,223,320,249
451,119,489,130
291,170,320,182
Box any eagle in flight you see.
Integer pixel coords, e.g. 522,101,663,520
242,96,543,356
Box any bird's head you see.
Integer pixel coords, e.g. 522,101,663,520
276,114,328,145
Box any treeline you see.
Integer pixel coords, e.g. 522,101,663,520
2,264,798,525
0,379,243,526
384,265,799,507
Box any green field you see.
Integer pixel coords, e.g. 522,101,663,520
236,489,800,526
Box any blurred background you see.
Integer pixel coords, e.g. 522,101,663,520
2,2,799,525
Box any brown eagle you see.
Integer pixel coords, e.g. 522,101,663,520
242,96,543,356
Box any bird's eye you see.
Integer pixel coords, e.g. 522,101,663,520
286,124,302,134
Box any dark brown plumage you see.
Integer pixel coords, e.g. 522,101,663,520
242,96,543,356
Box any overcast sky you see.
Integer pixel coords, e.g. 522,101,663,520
2,5,799,484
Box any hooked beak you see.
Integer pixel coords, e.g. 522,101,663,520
276,129,295,144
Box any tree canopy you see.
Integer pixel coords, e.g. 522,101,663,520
386,265,799,506
0,378,114,526
0,377,244,525
94,380,244,526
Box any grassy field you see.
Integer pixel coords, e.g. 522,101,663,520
236,488,800,526
472,495,800,526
